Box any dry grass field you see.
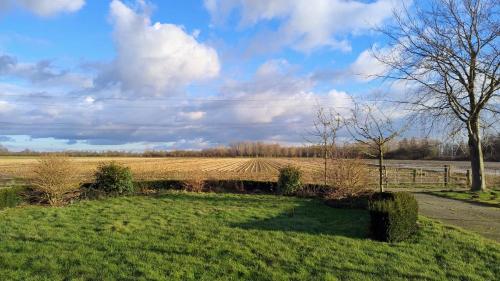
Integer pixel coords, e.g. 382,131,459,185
0,156,498,188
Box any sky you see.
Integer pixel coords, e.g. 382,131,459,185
0,0,413,151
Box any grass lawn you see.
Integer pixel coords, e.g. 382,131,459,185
0,192,499,281
428,190,500,207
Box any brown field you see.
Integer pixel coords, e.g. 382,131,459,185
1,156,499,188
0,157,318,184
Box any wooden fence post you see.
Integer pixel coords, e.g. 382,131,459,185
444,165,449,187
383,165,388,189
466,169,471,187
448,165,452,185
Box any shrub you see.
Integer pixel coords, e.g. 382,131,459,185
368,192,418,242
325,190,374,209
182,173,205,192
0,186,25,209
278,166,302,195
326,158,368,196
31,155,81,206
93,162,134,194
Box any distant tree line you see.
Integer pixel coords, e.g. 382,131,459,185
1,135,498,161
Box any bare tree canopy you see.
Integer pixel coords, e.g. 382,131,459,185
306,107,342,186
376,0,499,191
346,102,408,192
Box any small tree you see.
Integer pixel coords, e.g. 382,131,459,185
346,103,408,192
306,107,342,186
32,155,80,206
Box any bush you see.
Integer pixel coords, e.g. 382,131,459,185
368,192,418,242
326,158,368,196
93,162,134,194
0,186,25,209
182,173,205,192
325,190,374,209
278,166,302,195
31,155,81,206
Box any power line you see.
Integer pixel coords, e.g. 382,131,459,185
0,121,314,130
0,92,365,101
0,92,379,104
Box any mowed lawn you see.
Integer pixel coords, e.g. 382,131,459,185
0,192,498,281
429,190,500,207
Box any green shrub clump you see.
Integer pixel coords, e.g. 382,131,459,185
92,162,134,194
278,166,302,195
0,186,25,210
368,192,418,242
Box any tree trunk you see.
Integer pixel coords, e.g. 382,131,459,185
378,148,384,193
468,119,486,191
324,143,328,187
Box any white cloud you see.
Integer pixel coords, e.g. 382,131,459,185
205,0,400,52
255,59,290,77
1,0,85,17
178,111,206,121
210,59,351,125
0,58,358,147
312,46,395,83
106,0,220,96
0,100,13,112
348,47,391,82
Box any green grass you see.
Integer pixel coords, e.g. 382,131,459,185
428,190,500,207
0,185,25,210
0,192,498,281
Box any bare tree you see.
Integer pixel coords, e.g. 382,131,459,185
306,107,342,186
376,0,499,191
346,103,408,192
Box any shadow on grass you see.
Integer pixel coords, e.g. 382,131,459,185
152,191,370,239
231,200,370,239
421,191,500,208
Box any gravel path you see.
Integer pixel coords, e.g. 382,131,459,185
414,193,500,241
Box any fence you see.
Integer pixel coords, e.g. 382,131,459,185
366,165,500,188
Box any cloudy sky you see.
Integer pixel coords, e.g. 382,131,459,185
0,0,411,151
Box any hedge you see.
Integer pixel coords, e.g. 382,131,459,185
278,166,302,195
368,192,418,242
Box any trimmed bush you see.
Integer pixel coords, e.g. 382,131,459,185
278,166,302,195
368,192,418,242
93,162,134,194
0,186,25,210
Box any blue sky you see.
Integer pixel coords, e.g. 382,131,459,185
0,0,410,151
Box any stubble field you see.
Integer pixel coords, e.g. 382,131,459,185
0,157,499,188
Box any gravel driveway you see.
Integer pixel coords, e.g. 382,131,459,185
414,193,500,242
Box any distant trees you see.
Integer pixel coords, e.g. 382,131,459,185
0,144,8,154
0,135,498,161
483,134,500,161
386,138,440,160
377,0,499,191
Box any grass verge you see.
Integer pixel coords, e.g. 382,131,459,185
0,192,498,280
428,190,500,207
0,185,25,210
